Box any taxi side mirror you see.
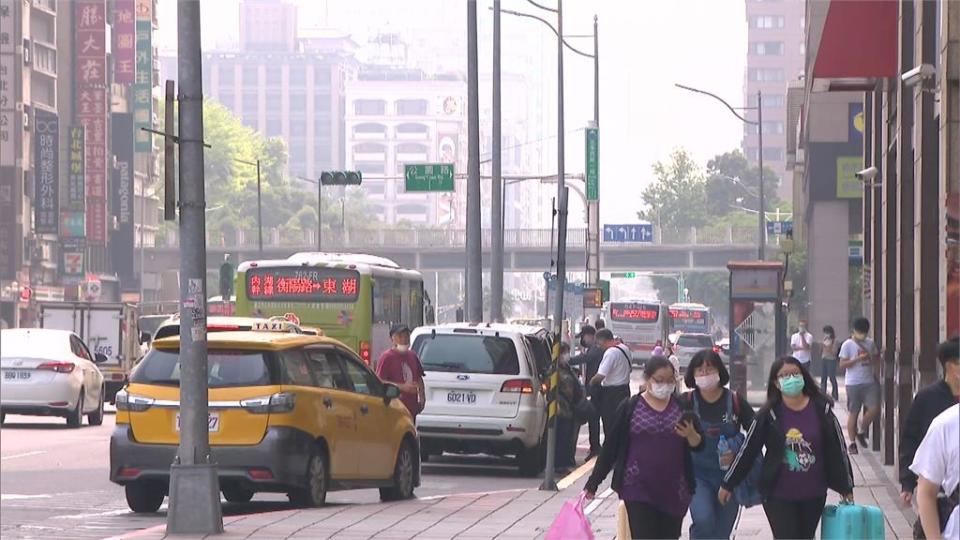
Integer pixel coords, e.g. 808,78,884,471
384,383,401,404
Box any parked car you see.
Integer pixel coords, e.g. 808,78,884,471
111,325,417,512
411,323,552,476
0,328,108,427
671,333,717,374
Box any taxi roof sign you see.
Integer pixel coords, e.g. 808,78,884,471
255,317,304,333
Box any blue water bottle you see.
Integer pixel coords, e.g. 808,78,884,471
718,435,732,471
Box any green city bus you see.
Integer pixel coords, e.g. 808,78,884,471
235,253,431,366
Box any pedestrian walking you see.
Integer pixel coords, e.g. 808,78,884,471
589,329,632,441
838,317,881,454
910,403,959,540
569,325,604,459
900,338,959,510
791,319,814,368
554,342,584,474
375,324,425,421
682,350,757,540
719,356,854,540
583,356,704,539
820,325,840,401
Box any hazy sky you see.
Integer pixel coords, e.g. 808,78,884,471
157,0,748,223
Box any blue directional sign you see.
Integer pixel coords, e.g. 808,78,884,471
766,221,794,236
603,224,653,243
547,279,585,294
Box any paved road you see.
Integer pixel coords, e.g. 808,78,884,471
0,369,645,539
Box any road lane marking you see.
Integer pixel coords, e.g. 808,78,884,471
556,457,595,490
0,494,52,501
584,487,613,515
0,450,46,461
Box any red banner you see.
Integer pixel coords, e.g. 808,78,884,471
75,0,107,244
113,0,135,85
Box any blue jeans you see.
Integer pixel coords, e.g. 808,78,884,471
689,476,740,540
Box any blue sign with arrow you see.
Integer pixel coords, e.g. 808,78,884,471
766,221,794,236
603,224,653,243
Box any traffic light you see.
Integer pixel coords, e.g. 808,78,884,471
320,170,362,186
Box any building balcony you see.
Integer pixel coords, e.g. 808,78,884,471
353,131,387,140
396,152,428,162
353,152,386,162
31,0,56,15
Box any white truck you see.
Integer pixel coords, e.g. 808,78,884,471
39,302,140,403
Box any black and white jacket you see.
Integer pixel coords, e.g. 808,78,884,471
720,394,854,498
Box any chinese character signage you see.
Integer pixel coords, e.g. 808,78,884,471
836,156,864,199
133,18,152,152
0,0,16,168
113,0,135,84
75,0,107,244
245,267,361,303
585,127,598,201
111,113,135,285
67,126,85,209
33,109,59,234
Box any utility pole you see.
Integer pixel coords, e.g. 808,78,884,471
490,0,504,322
585,15,600,289
316,182,322,252
167,0,223,534
757,90,765,260
542,0,566,492
465,0,482,323
256,159,262,256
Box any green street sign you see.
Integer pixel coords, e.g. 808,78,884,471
598,279,610,303
405,163,455,192
585,127,598,201
611,272,636,278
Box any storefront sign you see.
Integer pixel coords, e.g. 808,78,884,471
33,109,59,234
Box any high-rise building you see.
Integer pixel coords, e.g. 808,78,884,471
743,0,806,200
200,1,357,179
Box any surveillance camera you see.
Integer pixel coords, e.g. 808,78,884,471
855,166,878,182
901,64,936,87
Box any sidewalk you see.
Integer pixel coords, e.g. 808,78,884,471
113,390,916,540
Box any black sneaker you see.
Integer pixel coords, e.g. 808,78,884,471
848,443,859,455
857,432,869,447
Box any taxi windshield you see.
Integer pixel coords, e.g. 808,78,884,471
131,349,276,388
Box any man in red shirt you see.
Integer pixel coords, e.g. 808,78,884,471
375,324,425,420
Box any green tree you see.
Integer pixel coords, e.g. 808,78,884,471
636,149,708,230
704,150,782,218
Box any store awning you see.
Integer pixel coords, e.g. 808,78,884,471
810,0,898,92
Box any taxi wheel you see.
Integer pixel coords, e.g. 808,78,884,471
289,448,327,508
380,440,416,502
66,389,84,428
125,482,165,513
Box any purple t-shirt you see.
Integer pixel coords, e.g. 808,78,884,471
772,400,828,500
619,396,692,517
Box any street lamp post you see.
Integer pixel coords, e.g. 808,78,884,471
675,84,765,259
235,158,263,256
491,0,504,322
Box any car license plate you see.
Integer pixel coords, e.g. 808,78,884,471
3,371,31,381
175,413,220,432
447,391,477,404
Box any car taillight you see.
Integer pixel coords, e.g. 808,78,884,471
359,341,371,365
115,389,154,412
37,361,75,374
240,392,295,414
500,379,534,394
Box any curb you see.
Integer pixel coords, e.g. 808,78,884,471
556,457,595,491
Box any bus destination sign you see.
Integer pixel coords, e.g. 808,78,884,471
246,267,361,303
611,303,660,322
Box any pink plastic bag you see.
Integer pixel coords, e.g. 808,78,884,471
545,493,595,540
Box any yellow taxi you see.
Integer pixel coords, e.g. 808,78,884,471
110,326,419,513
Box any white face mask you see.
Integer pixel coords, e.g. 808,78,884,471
395,344,409,353
649,382,675,400
695,373,721,391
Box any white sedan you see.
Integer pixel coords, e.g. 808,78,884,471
1,328,108,427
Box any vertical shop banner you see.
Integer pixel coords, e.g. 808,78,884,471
113,0,135,85
33,109,59,234
0,0,18,279
110,113,135,284
133,4,153,153
60,238,86,283
75,0,107,244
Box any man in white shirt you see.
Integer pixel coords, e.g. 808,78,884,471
910,404,959,540
838,317,881,454
790,319,814,365
590,328,632,440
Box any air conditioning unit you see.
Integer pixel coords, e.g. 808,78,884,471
22,40,31,65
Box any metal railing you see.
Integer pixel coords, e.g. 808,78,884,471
159,226,767,251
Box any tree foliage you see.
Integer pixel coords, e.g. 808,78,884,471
636,149,708,230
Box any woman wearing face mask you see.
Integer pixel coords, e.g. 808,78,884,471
718,356,854,540
681,350,756,540
583,356,704,539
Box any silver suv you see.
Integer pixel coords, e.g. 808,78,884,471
411,323,552,476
